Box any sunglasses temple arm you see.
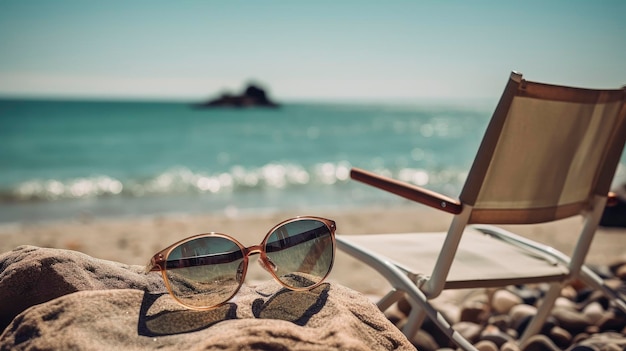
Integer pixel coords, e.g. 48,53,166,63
144,256,161,274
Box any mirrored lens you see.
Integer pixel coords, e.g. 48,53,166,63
164,236,245,309
264,219,334,289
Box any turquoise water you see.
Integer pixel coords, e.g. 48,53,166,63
1,99,624,223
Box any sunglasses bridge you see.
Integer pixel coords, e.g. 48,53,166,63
241,245,279,275
146,242,278,274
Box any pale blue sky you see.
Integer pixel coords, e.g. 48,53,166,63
0,1,624,102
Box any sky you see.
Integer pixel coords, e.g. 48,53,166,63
0,1,624,102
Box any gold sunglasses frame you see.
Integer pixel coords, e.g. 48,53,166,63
145,216,337,310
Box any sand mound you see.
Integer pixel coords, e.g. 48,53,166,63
0,246,413,350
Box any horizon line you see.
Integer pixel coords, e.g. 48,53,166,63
0,93,499,106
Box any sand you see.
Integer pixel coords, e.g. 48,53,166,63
1,206,625,295
1,206,625,350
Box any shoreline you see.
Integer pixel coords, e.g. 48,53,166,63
1,206,625,295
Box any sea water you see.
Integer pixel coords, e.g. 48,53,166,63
1,99,624,223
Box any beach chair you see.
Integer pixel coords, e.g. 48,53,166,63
336,72,626,350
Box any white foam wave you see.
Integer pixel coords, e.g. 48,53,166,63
6,161,466,202
14,176,123,201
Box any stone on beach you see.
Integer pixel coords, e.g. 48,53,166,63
492,289,523,315
0,246,413,350
388,268,626,350
0,245,164,332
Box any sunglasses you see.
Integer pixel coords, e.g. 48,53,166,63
145,216,337,310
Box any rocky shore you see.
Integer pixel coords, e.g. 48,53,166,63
385,260,626,350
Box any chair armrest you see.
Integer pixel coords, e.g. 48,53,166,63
350,167,463,214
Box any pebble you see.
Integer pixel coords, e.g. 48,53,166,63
572,332,591,344
508,286,542,305
582,301,605,325
561,286,578,300
555,296,578,309
460,301,488,324
581,290,610,310
453,321,482,344
567,346,599,351
501,341,521,351
551,307,592,333
389,263,626,350
548,326,572,349
409,329,439,351
474,340,498,351
505,328,519,340
577,332,626,349
487,314,510,330
597,311,626,332
510,304,542,335
520,334,560,351
493,289,523,314
479,324,513,348
509,303,537,328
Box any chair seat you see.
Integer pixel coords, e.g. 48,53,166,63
337,227,570,289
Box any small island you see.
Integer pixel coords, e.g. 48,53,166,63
193,83,280,108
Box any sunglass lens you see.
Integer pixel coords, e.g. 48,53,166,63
164,236,245,309
264,219,334,289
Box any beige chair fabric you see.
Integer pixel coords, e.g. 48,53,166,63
462,75,626,224
337,72,626,350
341,228,569,290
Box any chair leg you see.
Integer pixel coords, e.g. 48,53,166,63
397,274,477,350
580,265,626,313
520,282,562,344
336,238,478,350
377,289,405,311
402,302,427,339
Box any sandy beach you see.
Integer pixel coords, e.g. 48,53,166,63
2,206,626,350
1,206,625,296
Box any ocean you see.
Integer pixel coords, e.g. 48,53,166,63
1,99,624,224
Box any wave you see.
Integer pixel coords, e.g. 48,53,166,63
0,162,350,203
5,160,624,205
0,161,470,204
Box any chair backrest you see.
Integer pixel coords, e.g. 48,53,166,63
460,72,626,224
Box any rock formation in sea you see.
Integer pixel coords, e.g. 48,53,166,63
194,83,279,109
